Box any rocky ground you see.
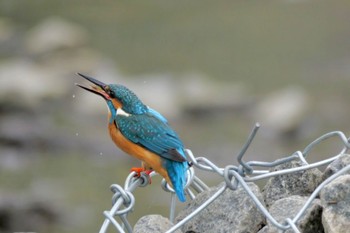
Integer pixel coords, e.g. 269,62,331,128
135,154,350,233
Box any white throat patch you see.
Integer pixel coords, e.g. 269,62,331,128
116,108,131,117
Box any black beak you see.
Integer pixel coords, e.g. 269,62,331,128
76,73,110,100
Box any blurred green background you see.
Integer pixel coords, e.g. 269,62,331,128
1,0,350,232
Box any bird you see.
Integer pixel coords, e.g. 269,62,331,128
76,73,188,202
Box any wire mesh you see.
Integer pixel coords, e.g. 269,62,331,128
98,123,350,233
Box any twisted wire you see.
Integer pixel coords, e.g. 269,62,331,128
98,124,350,233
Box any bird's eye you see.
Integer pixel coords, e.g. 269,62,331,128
109,90,115,97
105,86,114,97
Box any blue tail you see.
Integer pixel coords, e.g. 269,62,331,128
165,157,188,202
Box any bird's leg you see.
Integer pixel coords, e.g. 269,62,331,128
130,162,153,184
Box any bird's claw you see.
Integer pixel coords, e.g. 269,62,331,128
130,167,153,184
130,167,144,176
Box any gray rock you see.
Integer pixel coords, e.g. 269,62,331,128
254,87,309,139
0,195,60,232
181,77,250,118
0,58,70,106
176,182,265,233
264,195,323,233
257,226,269,233
320,174,350,233
322,154,350,181
263,160,322,207
24,17,88,54
134,215,180,233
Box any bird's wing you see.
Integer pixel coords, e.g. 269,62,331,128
115,113,187,162
147,106,168,124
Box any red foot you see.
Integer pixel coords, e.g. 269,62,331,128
130,167,153,184
130,167,144,176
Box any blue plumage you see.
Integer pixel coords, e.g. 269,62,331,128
115,112,188,201
165,150,188,202
147,107,168,124
115,114,184,161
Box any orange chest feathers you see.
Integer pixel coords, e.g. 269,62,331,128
107,120,170,183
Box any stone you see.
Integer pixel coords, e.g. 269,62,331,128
320,174,350,233
254,87,309,139
0,195,60,232
322,154,350,181
257,226,269,233
264,195,323,233
263,160,322,207
175,182,265,233
0,58,70,106
133,215,180,233
25,17,88,54
181,76,250,118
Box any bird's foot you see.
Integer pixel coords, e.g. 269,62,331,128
130,167,153,184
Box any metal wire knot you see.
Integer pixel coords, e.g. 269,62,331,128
110,184,135,215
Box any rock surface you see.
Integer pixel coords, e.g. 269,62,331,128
254,87,309,139
0,195,60,232
25,17,88,54
263,160,322,207
134,215,180,233
262,195,323,233
175,182,265,233
320,174,350,233
322,154,350,181
134,156,349,233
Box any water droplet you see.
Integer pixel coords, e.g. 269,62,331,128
75,132,79,136
99,152,103,156
72,94,75,98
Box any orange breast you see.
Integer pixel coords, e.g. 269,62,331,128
108,121,171,184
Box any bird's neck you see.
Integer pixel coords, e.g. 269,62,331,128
107,101,117,124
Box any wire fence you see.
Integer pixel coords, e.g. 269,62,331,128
98,123,350,233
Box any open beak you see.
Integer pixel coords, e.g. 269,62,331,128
76,73,110,100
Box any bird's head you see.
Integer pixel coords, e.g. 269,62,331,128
76,73,147,115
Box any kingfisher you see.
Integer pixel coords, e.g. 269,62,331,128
76,73,188,202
